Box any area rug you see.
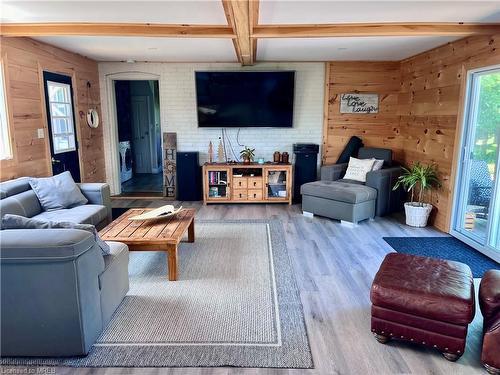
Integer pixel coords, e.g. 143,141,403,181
383,236,500,278
1,219,313,368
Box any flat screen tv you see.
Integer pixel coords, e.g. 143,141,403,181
195,71,295,128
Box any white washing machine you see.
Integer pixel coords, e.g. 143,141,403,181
119,141,132,182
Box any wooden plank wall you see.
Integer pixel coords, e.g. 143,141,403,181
323,35,500,232
399,35,500,231
0,37,105,182
322,61,402,165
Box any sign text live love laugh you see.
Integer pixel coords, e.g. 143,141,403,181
340,93,379,114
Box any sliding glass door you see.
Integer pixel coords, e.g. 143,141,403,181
452,65,500,262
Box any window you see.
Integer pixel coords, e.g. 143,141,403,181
452,65,500,262
0,61,12,160
46,80,76,154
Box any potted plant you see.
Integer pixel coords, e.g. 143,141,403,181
240,146,255,164
393,162,441,227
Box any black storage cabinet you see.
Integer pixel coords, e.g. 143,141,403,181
293,143,319,203
176,151,202,201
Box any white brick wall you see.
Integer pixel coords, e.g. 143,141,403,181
99,62,324,168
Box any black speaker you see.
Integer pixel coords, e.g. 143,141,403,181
176,151,202,201
293,143,319,203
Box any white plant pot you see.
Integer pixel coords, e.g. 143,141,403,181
404,202,433,227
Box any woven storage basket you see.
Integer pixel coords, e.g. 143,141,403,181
404,202,433,227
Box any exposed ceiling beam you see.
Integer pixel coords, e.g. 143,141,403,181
250,0,259,60
222,0,253,65
0,23,235,38
253,23,500,38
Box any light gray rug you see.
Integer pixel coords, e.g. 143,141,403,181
2,220,313,368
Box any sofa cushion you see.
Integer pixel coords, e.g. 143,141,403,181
29,171,88,211
301,180,377,203
33,204,108,226
0,190,43,218
371,253,475,325
1,214,110,255
0,177,31,199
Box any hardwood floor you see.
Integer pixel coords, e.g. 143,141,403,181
121,173,163,194
24,201,489,374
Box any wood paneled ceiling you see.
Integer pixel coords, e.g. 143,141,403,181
1,1,500,64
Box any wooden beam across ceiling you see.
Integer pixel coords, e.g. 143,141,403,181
253,23,500,38
250,0,259,60
222,0,253,65
0,23,235,38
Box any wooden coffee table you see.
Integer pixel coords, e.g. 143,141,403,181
99,208,195,281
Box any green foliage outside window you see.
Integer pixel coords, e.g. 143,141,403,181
474,72,500,176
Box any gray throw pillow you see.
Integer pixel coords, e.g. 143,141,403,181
29,171,88,211
371,158,384,171
1,214,110,255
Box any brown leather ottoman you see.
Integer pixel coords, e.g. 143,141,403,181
479,270,500,374
370,253,475,361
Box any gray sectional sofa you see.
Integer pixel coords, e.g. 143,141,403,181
301,148,403,224
0,177,129,357
0,177,112,229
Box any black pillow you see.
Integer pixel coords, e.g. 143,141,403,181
336,136,364,164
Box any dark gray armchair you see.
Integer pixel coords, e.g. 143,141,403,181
301,148,403,223
321,148,403,216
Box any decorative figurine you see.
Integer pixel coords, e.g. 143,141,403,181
217,138,225,163
208,141,213,163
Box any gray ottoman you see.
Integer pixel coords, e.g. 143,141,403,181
301,180,376,224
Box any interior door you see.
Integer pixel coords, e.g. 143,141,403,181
131,95,152,174
43,72,81,182
452,66,500,261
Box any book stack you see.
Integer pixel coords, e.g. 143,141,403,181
209,171,226,185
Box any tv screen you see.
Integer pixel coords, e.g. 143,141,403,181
195,71,295,128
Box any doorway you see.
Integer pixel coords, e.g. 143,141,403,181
452,65,500,262
42,72,81,182
114,80,162,195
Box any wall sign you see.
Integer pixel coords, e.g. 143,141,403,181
163,132,177,199
340,93,379,114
